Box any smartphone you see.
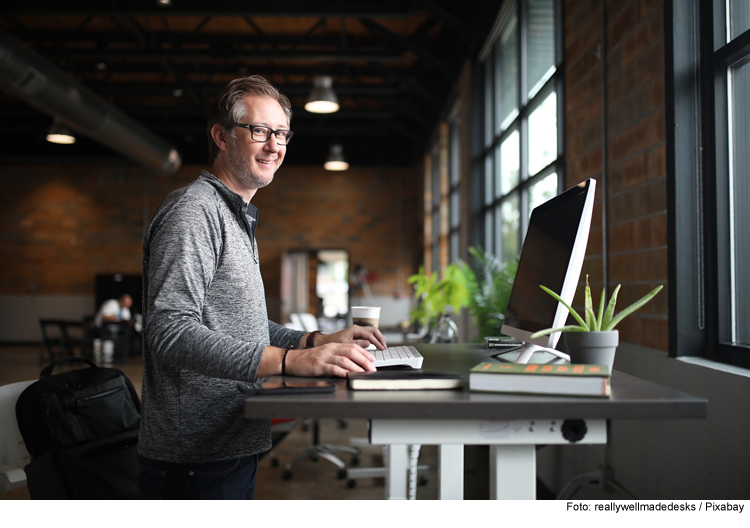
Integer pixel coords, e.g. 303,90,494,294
238,378,336,396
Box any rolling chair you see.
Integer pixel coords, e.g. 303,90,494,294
279,314,358,481
0,380,35,494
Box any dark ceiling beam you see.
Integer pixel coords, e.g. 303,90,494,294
39,47,406,62
366,60,438,106
1,4,415,18
359,18,452,76
12,31,398,50
411,0,469,32
82,81,402,96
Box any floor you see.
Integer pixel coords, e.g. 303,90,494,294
0,345,440,500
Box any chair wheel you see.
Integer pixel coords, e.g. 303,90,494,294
270,457,279,467
282,470,292,480
347,479,357,489
350,456,360,467
337,468,347,479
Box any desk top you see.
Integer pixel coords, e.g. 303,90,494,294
243,344,707,421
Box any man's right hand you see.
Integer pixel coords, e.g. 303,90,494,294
284,342,377,378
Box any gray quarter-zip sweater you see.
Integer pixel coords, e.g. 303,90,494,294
139,170,304,463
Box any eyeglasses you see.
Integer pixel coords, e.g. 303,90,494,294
233,124,293,145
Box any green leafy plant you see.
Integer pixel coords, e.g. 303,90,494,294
408,263,469,328
458,246,518,339
529,275,663,338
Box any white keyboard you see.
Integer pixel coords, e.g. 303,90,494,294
371,346,423,369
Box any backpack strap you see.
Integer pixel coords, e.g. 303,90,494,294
40,356,98,380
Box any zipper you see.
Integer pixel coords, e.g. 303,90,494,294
76,386,123,409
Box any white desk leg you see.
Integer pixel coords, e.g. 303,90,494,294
384,444,408,500
438,444,463,500
489,445,536,500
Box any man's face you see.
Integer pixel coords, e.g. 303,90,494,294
224,94,288,190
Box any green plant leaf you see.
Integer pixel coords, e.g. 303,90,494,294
604,285,664,331
584,276,595,330
597,288,606,329
530,325,588,338
539,285,589,331
585,307,599,332
600,284,621,330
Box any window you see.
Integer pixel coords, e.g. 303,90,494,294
449,107,461,264
668,0,750,367
475,0,562,265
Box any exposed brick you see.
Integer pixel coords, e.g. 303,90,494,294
608,178,667,223
641,316,669,351
608,3,638,49
622,21,650,67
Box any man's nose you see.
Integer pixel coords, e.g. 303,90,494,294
264,135,281,152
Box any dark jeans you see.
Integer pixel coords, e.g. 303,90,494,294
138,454,259,500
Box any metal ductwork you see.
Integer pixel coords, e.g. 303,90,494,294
0,29,181,176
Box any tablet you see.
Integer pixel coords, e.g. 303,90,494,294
238,378,336,396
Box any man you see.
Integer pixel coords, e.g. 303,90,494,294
138,75,384,500
94,293,132,327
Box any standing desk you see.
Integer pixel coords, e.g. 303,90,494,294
244,343,707,500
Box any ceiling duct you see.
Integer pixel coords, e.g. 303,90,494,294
0,30,181,176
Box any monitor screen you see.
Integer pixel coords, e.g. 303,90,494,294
501,179,596,352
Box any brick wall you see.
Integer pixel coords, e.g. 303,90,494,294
565,0,668,350
0,162,421,322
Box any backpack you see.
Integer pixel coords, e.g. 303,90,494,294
15,356,142,499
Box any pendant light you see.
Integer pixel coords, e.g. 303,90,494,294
46,119,76,144
305,75,339,114
324,144,349,171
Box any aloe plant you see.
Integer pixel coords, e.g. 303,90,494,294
529,275,663,338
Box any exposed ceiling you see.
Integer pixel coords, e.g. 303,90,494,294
0,1,499,171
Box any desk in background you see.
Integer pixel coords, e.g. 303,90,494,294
244,343,707,499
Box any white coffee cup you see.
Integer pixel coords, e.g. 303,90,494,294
351,306,380,328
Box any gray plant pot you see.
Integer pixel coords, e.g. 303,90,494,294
564,330,619,369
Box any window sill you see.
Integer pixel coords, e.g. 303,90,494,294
677,355,750,379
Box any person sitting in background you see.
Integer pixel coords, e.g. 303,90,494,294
94,294,133,327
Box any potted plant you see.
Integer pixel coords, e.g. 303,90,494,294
408,263,469,343
529,276,663,368
458,246,518,341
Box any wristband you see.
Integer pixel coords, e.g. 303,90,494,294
306,330,324,349
281,345,294,376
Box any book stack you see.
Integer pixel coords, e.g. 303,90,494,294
469,362,611,397
347,370,464,390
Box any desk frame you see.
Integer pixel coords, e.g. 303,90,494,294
244,344,707,500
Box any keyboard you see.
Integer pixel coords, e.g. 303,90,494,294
371,346,423,369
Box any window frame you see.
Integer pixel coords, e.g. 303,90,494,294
472,0,564,263
666,0,750,367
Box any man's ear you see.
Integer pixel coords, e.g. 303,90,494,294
210,123,230,152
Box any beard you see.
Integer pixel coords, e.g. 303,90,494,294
225,136,276,190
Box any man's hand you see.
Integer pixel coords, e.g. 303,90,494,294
285,342,377,378
316,324,387,351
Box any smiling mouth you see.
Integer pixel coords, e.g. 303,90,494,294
256,158,276,166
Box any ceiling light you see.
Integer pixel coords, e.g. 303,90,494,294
157,0,172,6
324,144,349,171
305,75,339,114
46,119,76,145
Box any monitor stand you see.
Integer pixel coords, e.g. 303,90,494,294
491,342,570,364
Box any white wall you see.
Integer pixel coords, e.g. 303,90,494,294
536,342,750,499
0,294,95,342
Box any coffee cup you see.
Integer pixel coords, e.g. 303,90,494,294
351,306,380,328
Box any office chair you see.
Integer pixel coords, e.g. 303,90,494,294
280,418,359,480
0,380,35,494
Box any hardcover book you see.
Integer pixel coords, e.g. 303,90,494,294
469,362,611,397
347,370,464,391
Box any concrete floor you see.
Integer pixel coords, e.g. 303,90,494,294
0,345,440,500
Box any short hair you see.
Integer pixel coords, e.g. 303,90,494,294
207,75,293,164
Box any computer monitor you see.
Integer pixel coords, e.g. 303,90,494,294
499,178,597,364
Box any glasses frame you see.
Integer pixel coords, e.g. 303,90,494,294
233,123,293,145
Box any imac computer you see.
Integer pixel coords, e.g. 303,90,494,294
498,178,597,364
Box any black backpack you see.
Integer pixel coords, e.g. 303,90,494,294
16,356,142,499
